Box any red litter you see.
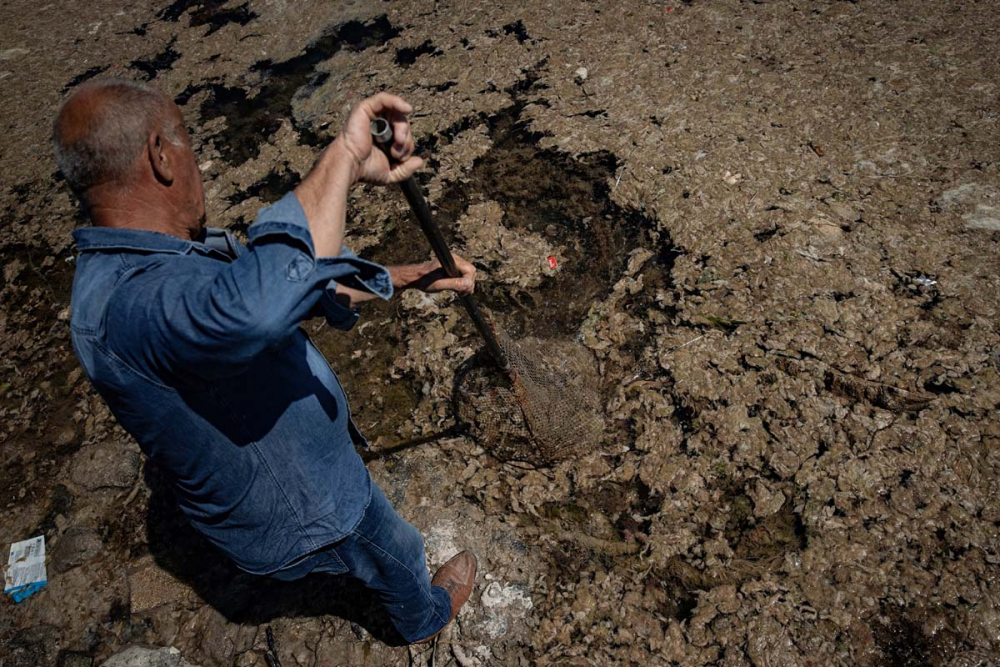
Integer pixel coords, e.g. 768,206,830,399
547,256,558,269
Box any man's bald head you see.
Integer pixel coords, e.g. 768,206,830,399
53,78,184,201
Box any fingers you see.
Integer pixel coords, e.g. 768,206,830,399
388,109,414,161
452,254,477,283
386,155,424,183
358,92,413,119
435,254,477,294
344,92,414,148
431,276,475,294
343,91,419,186
415,254,477,294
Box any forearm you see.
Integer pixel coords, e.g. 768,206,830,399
293,140,359,258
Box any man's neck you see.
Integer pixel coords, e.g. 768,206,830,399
87,184,198,240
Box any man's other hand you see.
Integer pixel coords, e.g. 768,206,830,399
392,255,477,295
336,92,424,186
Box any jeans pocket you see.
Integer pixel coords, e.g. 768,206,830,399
315,547,350,575
269,544,350,581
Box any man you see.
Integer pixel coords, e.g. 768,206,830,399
54,78,476,645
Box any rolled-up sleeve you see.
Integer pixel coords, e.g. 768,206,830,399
251,193,393,332
107,192,393,379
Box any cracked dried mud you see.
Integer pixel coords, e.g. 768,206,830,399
2,1,1000,665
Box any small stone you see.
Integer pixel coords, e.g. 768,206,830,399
749,479,786,517
574,67,588,82
54,426,78,448
103,646,200,667
70,441,140,490
51,527,103,573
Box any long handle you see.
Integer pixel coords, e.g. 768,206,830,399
371,118,510,372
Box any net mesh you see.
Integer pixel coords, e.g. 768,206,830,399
456,329,605,466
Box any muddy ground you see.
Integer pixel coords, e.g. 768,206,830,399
2,0,1000,665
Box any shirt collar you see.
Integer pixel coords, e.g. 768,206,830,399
72,226,238,260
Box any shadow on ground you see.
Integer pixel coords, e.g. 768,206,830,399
143,466,408,646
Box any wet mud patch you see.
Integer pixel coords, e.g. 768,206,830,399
872,606,968,667
305,219,422,446
63,65,109,92
535,478,662,545
189,2,257,36
307,308,419,446
334,86,672,457
722,486,806,563
502,20,532,44
592,477,664,540
432,104,665,339
184,15,400,165
154,0,258,34
394,40,442,68
225,166,302,233
312,88,667,449
130,37,181,81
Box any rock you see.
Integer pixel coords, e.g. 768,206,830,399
54,425,79,447
826,200,858,223
810,216,845,241
70,441,140,490
574,66,588,82
749,479,786,518
938,183,986,211
935,183,1000,229
102,647,200,667
51,526,103,573
964,204,1000,231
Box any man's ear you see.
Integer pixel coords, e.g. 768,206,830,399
147,131,174,185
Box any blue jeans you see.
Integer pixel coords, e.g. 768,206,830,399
270,482,452,643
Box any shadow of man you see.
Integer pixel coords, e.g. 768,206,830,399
142,463,407,647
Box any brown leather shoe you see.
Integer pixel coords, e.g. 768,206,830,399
414,550,477,644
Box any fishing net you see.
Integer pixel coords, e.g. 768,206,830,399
456,329,605,466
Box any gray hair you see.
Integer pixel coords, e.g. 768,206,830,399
53,78,183,198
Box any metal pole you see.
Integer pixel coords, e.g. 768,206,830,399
371,118,511,372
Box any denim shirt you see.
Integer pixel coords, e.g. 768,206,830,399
70,193,393,575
